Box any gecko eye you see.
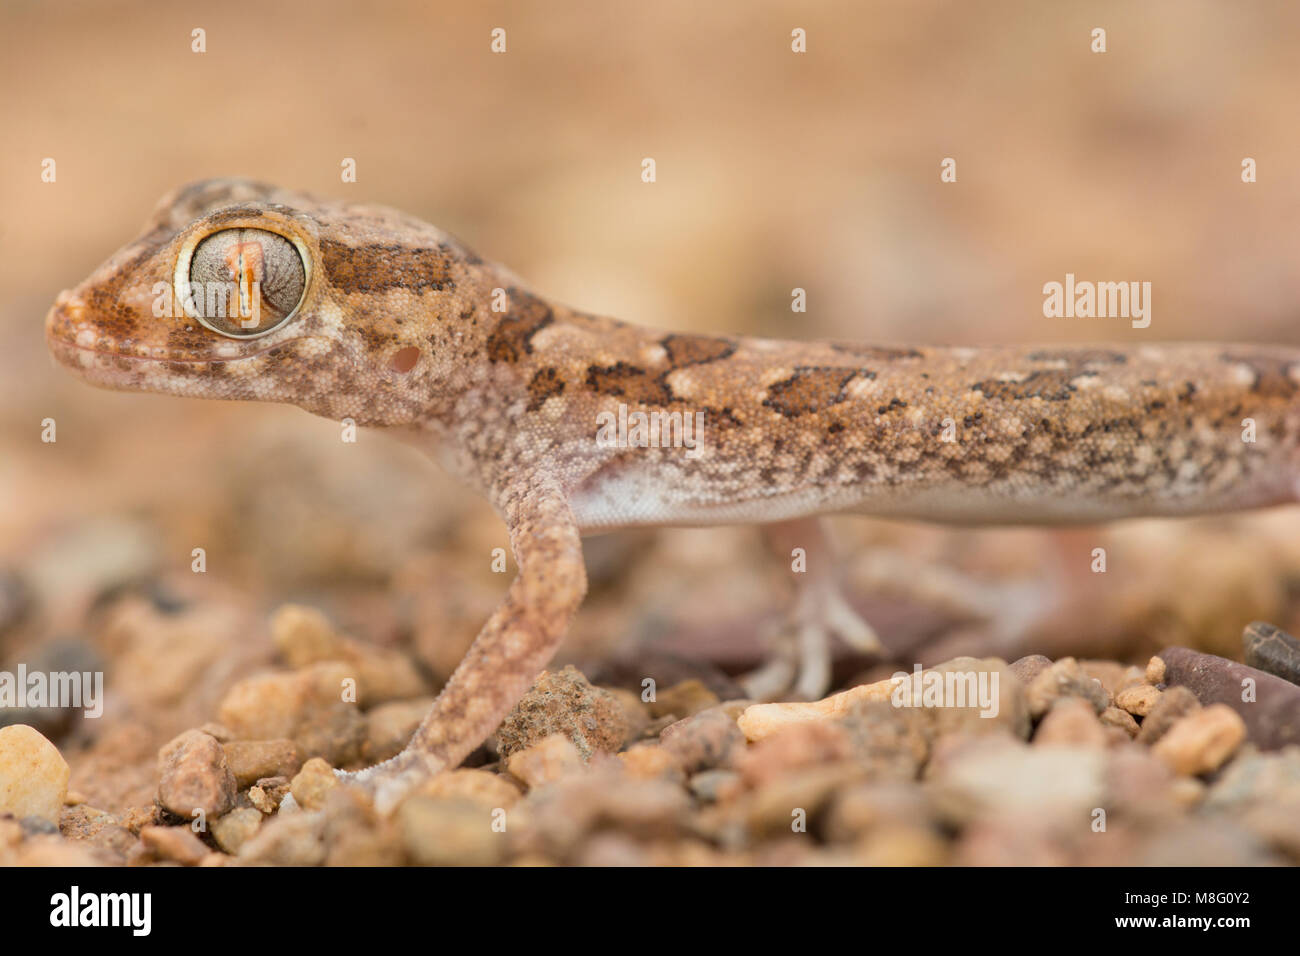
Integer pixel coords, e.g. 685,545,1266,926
188,228,306,337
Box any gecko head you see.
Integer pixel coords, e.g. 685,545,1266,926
47,178,487,426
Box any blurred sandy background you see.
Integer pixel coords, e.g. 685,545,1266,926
4,1,1300,802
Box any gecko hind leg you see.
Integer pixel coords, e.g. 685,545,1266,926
741,517,886,702
284,482,588,816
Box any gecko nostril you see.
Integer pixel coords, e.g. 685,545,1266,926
389,346,421,373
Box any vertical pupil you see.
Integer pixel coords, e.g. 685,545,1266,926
189,228,305,335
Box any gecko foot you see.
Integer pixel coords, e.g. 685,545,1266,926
278,751,444,817
743,517,887,702
741,575,886,702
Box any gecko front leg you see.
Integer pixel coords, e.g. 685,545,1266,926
333,480,587,813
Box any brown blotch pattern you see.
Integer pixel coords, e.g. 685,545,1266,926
660,333,737,368
585,361,674,405
486,288,555,363
762,366,867,417
971,369,1088,402
525,367,566,411
1219,353,1299,400
320,239,454,295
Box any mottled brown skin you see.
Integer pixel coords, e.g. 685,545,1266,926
45,179,1300,807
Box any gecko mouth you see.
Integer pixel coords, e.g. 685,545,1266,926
44,297,306,369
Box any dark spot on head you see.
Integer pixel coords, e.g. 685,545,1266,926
319,239,454,295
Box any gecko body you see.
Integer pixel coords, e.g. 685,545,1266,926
45,180,1300,806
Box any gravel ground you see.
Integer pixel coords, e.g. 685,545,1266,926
3,587,1298,866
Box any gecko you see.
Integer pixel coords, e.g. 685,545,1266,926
45,179,1300,810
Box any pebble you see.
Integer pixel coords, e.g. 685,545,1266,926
271,603,429,705
138,825,209,865
1101,744,1184,823
1146,655,1166,685
1238,802,1300,860
1034,697,1108,748
647,679,719,719
1204,747,1300,811
248,777,291,814
495,666,630,760
619,745,685,783
1008,654,1052,686
322,787,404,867
838,700,930,780
954,816,1078,866
237,810,327,866
659,706,744,773
289,757,340,811
602,687,651,742
1242,621,1300,686
688,769,742,804
416,768,522,809
1138,819,1279,867
504,734,586,789
736,720,854,788
1114,684,1161,717
362,697,434,763
0,725,69,825
59,805,135,857
217,662,366,767
120,806,162,834
1152,704,1247,776
928,735,1105,828
853,826,949,866
737,678,895,742
911,657,1030,741
15,837,116,867
739,656,1025,743
211,807,264,854
513,769,689,859
155,729,235,819
1134,685,1200,745
1099,706,1139,738
223,739,302,789
397,796,504,866
1024,657,1109,717
823,781,933,843
1079,660,1133,698
1157,646,1300,749
737,761,865,837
